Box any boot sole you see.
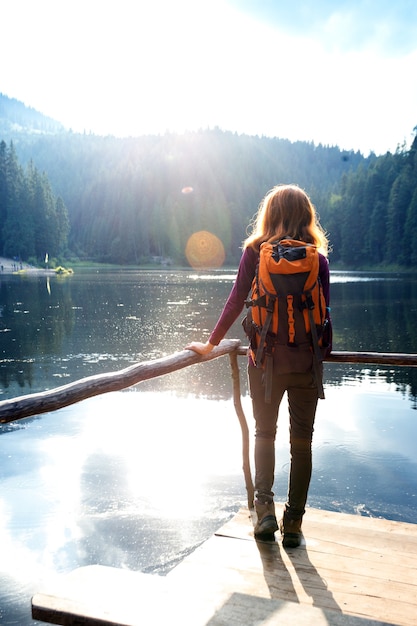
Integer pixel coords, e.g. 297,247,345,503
254,515,279,537
282,532,302,548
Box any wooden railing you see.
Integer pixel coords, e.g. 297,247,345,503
1,341,417,508
1,340,417,425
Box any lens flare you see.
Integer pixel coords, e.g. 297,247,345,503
185,230,226,269
181,186,194,194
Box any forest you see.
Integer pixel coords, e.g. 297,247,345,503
1,93,416,268
0,140,69,263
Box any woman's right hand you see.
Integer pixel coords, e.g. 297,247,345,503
185,340,215,355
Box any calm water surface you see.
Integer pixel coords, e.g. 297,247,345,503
1,268,417,625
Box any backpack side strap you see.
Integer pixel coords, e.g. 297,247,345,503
306,298,325,400
254,295,276,367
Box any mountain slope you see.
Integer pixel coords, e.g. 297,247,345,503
0,92,65,138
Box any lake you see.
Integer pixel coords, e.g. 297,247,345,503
1,267,417,625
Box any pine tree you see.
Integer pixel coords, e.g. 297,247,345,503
2,143,69,262
2,143,34,260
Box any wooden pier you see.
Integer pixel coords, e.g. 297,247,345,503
32,504,417,626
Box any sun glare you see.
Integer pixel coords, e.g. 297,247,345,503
70,392,244,519
185,231,226,269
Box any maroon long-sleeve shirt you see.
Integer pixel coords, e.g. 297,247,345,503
209,245,331,347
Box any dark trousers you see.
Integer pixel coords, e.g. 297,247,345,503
248,363,319,520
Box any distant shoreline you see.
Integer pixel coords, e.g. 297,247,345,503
0,257,49,275
1,256,412,275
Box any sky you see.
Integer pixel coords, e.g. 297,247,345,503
1,0,417,155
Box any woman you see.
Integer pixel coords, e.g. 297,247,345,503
186,184,331,547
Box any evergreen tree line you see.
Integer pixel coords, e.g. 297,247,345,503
1,123,416,268
325,132,417,267
0,141,69,263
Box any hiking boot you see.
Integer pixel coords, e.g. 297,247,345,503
254,501,278,538
279,514,303,548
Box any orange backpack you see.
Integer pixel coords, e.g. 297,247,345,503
243,238,326,401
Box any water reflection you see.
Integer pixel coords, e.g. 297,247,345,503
311,386,417,521
324,363,417,407
330,271,417,354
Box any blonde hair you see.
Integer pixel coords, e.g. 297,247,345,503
244,184,329,256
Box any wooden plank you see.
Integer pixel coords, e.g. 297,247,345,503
32,567,169,626
225,507,417,566
32,586,392,626
182,531,415,623
32,506,417,626
168,505,417,626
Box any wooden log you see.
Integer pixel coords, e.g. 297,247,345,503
0,339,241,424
326,350,417,366
2,344,417,425
237,346,417,367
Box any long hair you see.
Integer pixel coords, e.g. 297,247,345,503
244,184,329,256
